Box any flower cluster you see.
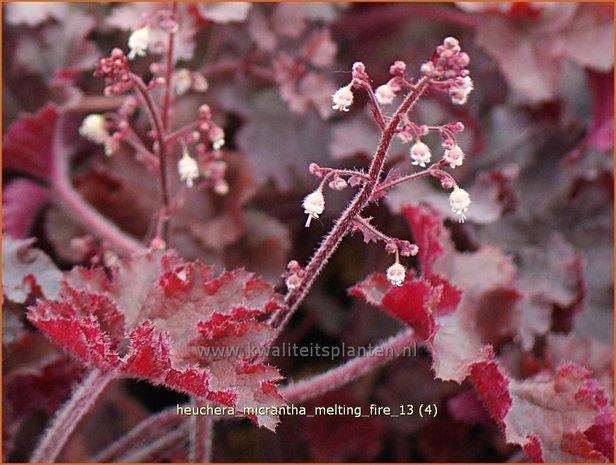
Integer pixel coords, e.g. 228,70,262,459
305,45,474,288
421,37,474,105
94,48,133,95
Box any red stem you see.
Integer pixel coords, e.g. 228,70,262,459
30,369,115,462
119,427,188,462
52,114,145,255
373,167,434,195
188,400,214,462
129,73,171,243
161,2,178,131
281,328,419,403
93,407,180,462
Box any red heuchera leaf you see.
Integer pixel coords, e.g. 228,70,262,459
3,238,62,303
403,203,446,276
517,233,585,335
584,406,615,462
468,354,512,427
468,3,613,103
447,390,492,427
582,70,614,153
350,273,461,342
3,104,58,180
403,204,517,381
27,250,285,430
381,280,441,341
471,356,611,462
14,8,100,79
545,333,613,396
353,204,530,382
3,180,51,238
236,89,332,189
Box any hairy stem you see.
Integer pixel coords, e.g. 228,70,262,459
52,114,144,255
30,369,115,462
93,407,180,462
353,216,396,244
188,399,214,463
270,78,429,331
118,426,188,462
281,328,419,403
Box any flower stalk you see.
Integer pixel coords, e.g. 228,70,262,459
30,369,116,462
270,77,429,331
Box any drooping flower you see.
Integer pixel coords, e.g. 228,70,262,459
375,83,396,105
173,69,193,95
209,126,225,150
449,76,474,105
386,261,406,287
410,140,432,167
79,114,109,144
449,185,471,222
178,149,199,188
331,84,354,112
127,26,150,60
443,144,465,169
302,189,325,227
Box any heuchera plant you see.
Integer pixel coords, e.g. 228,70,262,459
3,3,613,463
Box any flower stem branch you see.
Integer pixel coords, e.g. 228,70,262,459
270,78,429,331
93,407,181,462
353,216,396,244
129,73,170,243
373,167,434,195
281,328,419,403
188,399,214,463
357,81,386,130
164,120,200,145
118,426,188,462
52,116,145,255
30,369,115,462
